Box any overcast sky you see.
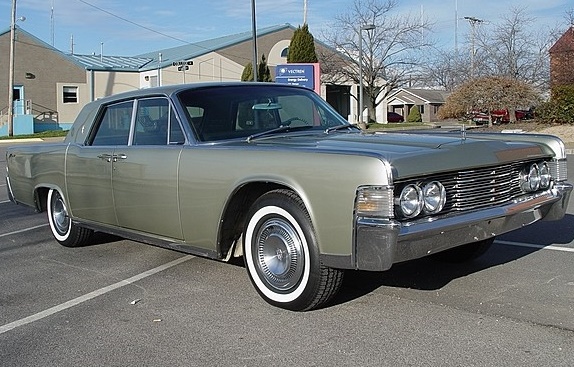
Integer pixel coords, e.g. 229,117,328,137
1,0,571,56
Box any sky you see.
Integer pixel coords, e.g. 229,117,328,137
1,0,572,57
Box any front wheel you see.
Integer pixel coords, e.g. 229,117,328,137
243,190,343,311
47,189,93,247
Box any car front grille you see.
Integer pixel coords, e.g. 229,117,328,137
441,163,524,212
395,160,544,215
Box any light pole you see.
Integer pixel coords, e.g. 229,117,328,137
464,16,483,77
358,24,375,126
251,0,258,82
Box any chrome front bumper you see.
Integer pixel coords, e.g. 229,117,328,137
354,182,573,271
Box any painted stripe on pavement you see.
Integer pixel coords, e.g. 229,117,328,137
0,255,194,334
495,240,574,253
0,224,48,238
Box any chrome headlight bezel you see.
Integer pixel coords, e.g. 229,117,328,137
422,181,447,214
520,162,546,192
539,162,551,189
398,184,423,219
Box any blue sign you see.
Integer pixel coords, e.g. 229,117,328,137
275,64,315,89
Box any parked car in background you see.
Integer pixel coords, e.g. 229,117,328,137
5,83,572,311
387,111,404,123
472,108,535,125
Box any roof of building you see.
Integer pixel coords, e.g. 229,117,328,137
136,24,295,71
2,23,296,72
549,26,574,54
71,54,154,71
388,88,449,104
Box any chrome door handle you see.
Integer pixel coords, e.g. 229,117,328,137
113,153,127,162
97,153,113,162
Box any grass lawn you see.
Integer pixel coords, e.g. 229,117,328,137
0,130,69,140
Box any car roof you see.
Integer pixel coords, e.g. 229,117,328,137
92,82,308,104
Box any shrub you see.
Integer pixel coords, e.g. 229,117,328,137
407,106,422,123
538,85,574,124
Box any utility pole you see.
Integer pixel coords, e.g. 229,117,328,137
7,0,17,137
464,16,483,77
251,0,258,82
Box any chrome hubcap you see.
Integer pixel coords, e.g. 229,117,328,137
254,218,305,292
52,193,69,235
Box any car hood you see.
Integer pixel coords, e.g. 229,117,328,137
243,131,550,179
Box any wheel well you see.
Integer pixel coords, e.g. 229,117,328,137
218,182,291,259
34,187,50,212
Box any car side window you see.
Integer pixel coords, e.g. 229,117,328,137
91,101,133,146
132,97,185,146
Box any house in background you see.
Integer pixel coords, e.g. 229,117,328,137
0,24,356,136
549,25,574,87
384,88,449,123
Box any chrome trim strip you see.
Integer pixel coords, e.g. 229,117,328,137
5,175,16,204
75,220,220,259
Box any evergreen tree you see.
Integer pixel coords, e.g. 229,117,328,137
287,24,318,63
241,54,272,82
241,62,254,81
407,106,422,123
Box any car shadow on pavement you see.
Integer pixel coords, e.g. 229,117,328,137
85,232,124,246
330,214,574,308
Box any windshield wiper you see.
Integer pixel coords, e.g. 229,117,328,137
324,124,361,134
246,125,314,143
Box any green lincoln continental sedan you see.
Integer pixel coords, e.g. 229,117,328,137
5,83,572,311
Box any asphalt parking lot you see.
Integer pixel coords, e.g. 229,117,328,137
1,141,574,366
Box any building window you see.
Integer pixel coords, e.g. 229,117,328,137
419,105,425,114
63,86,78,103
281,47,289,58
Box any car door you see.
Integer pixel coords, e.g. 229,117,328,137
111,97,185,240
65,100,134,225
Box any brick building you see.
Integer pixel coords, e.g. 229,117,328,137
549,26,574,87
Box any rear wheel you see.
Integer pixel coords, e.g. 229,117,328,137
432,238,494,263
47,189,93,247
243,189,343,311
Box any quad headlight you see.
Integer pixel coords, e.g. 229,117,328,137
398,184,423,218
397,181,447,219
520,162,552,192
422,181,446,214
539,162,551,189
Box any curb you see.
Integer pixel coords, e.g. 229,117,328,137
0,138,44,144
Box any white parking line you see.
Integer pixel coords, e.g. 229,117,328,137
0,224,49,238
495,240,574,253
0,255,194,335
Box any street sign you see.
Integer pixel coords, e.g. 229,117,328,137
172,60,193,67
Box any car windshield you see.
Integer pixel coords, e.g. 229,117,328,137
177,85,350,142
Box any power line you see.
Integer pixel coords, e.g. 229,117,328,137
76,0,190,45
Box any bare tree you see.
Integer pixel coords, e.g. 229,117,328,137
419,49,472,92
473,7,552,90
319,0,434,122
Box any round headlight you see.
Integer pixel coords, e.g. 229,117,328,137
539,162,551,189
399,184,423,218
521,163,540,192
422,181,446,214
